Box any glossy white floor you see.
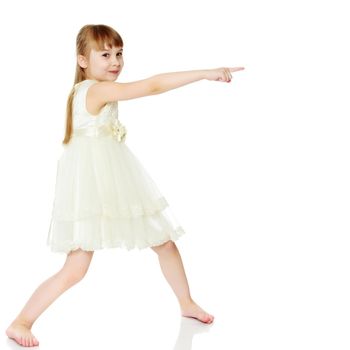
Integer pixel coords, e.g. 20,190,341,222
2,223,349,350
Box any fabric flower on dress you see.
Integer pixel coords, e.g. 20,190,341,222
110,119,127,142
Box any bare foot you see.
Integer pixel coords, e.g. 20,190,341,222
180,299,214,324
6,322,39,347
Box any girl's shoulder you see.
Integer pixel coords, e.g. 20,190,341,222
73,80,99,115
73,79,99,104
73,79,117,117
74,79,98,91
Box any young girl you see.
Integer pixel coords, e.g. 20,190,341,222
6,24,244,347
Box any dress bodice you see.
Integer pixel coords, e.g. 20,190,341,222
72,79,127,142
73,79,118,129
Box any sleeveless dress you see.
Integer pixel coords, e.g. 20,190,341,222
46,79,186,254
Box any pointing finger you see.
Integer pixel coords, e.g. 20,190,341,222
229,67,245,72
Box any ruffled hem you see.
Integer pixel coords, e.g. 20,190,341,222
47,203,186,254
46,226,186,254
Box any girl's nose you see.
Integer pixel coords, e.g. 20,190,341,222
112,57,121,66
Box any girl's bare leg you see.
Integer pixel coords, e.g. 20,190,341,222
151,240,214,324
6,248,94,347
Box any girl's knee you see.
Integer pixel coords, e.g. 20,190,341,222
60,249,94,285
63,266,89,285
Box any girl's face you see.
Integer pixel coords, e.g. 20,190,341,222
78,44,124,82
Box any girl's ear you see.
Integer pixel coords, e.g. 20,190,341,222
77,55,88,69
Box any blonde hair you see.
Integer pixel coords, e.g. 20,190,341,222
62,24,124,144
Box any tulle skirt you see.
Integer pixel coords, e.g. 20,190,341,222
47,133,185,254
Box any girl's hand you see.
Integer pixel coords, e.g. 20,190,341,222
205,67,245,82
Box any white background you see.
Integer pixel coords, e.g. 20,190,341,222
0,0,349,349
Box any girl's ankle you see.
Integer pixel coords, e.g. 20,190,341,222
179,297,194,308
12,318,33,329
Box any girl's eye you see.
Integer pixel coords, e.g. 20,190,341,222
102,53,123,57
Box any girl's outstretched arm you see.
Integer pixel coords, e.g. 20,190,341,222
150,66,244,93
89,67,244,104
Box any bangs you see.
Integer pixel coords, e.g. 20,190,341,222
88,25,123,51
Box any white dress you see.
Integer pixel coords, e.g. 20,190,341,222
46,79,186,254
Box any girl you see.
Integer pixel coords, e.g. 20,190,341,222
6,24,244,347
